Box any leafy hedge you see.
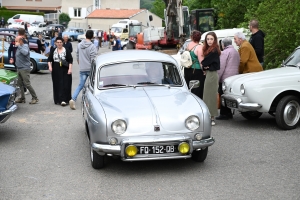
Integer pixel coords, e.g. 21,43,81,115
0,7,44,24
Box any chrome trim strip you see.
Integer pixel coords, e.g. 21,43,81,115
83,100,99,124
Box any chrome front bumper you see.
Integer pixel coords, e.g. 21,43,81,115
222,94,262,111
0,104,18,123
92,136,215,161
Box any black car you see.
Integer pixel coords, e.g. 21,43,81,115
0,28,38,44
44,24,65,38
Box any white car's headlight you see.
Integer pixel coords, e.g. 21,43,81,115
222,81,227,92
185,115,200,131
240,84,245,95
111,119,127,134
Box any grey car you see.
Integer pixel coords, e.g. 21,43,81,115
82,50,215,169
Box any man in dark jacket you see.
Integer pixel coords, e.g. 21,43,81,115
249,20,265,66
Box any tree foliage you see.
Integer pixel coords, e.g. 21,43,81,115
59,13,71,28
150,0,165,19
244,0,300,69
140,0,155,10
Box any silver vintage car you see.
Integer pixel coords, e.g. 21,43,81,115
82,50,215,169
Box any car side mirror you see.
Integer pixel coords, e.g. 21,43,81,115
189,80,200,91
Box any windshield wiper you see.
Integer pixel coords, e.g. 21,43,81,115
103,83,129,87
137,82,166,86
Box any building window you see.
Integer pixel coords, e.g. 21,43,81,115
95,0,99,8
74,8,81,17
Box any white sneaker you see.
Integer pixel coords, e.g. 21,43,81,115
61,101,67,106
211,120,216,126
25,90,29,95
69,99,76,110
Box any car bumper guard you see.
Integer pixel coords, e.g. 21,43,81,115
222,94,262,111
0,104,18,123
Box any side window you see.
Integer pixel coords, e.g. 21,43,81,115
13,15,20,19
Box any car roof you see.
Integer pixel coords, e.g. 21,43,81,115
201,28,250,40
96,50,177,67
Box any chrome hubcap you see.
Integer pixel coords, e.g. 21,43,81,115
283,100,300,126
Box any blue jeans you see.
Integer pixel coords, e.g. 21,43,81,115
72,71,90,101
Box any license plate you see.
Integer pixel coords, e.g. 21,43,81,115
226,100,238,108
139,145,178,154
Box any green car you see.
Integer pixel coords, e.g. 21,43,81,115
0,68,20,97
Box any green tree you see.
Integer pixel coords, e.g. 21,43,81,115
244,0,300,69
140,0,155,10
59,13,71,28
150,0,165,19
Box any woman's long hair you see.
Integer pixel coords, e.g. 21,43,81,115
202,32,221,57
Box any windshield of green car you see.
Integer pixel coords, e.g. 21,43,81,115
98,61,182,88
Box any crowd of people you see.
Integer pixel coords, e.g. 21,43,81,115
184,19,264,125
8,19,264,126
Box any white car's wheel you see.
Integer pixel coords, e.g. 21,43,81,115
90,146,105,169
276,95,300,130
191,147,208,162
33,31,37,37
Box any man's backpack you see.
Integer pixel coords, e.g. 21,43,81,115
180,44,198,68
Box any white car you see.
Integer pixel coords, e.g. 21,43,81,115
28,22,47,37
222,46,300,130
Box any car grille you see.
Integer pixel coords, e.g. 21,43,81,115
225,99,238,108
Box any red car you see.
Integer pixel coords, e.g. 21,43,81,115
0,32,39,53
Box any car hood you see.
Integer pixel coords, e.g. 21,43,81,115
225,67,300,85
0,83,14,112
97,87,203,134
0,69,17,83
29,52,48,59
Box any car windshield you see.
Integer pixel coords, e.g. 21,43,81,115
0,41,9,51
111,27,123,33
284,48,300,67
98,61,182,88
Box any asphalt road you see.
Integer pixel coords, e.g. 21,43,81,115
0,42,299,200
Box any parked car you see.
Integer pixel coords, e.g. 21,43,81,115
77,29,99,43
28,22,47,37
0,32,39,53
0,28,38,44
62,28,84,41
0,69,20,98
0,41,48,73
222,46,300,130
44,24,65,38
0,82,18,124
82,50,215,169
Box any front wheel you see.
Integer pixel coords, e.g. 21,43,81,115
70,36,74,42
30,58,37,74
276,95,300,130
241,111,262,120
191,147,208,162
90,146,105,169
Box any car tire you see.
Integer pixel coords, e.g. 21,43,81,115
191,147,208,162
126,41,135,49
30,58,37,74
33,31,37,37
275,95,300,130
241,111,262,120
70,36,74,42
122,45,127,50
90,146,105,169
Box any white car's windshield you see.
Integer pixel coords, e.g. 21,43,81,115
98,62,182,88
284,48,300,67
110,27,123,33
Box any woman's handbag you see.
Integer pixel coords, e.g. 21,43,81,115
58,53,69,68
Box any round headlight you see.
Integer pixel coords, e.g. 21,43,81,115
125,145,138,157
240,84,245,95
178,142,190,154
185,115,200,131
222,82,227,92
111,119,127,135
